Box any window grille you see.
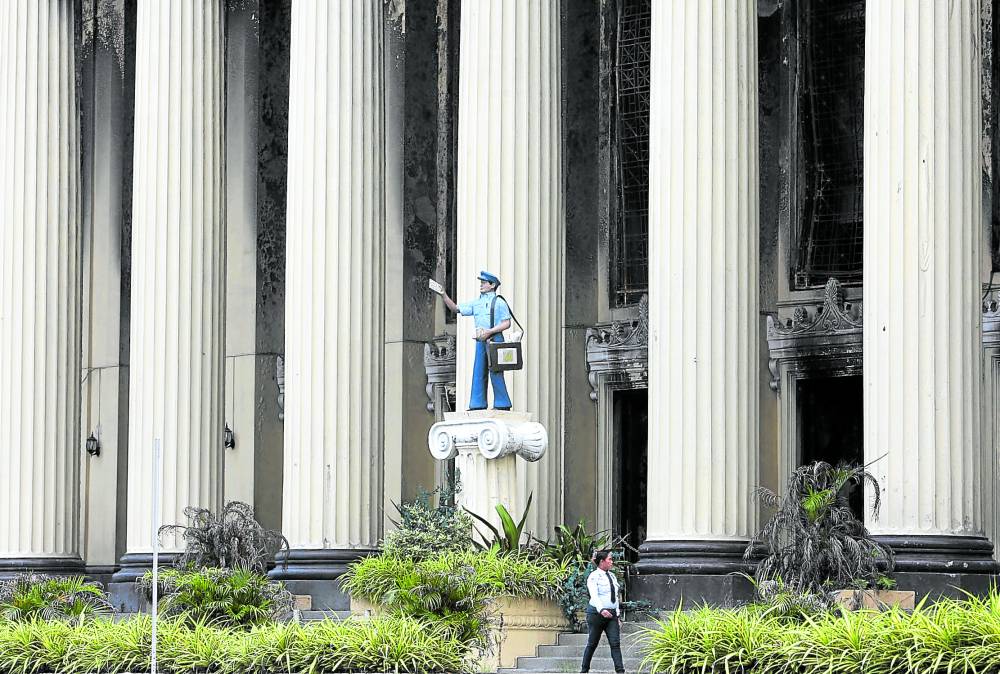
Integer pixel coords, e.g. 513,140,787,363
612,0,651,307
795,0,865,289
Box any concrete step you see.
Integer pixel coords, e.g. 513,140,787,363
556,630,652,647
536,643,645,658
296,609,352,621
505,655,647,672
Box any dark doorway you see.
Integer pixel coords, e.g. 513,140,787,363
613,389,648,561
796,375,864,517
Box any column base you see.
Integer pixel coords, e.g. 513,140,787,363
875,535,998,599
875,535,999,574
268,548,376,611
108,552,181,612
0,556,85,578
630,540,759,609
634,539,757,574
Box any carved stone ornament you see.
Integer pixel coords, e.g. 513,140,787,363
423,333,457,413
428,410,547,463
586,294,649,348
764,278,863,394
584,295,649,400
767,278,862,337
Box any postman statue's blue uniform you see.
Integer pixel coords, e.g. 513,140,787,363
458,279,513,411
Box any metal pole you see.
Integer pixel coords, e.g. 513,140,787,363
151,438,162,674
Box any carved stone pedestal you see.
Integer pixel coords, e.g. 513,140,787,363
428,411,547,532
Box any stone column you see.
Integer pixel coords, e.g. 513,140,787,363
0,0,83,575
271,0,384,602
637,1,759,601
114,1,226,582
455,0,565,538
863,0,997,587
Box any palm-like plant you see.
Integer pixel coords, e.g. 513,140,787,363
747,461,893,594
0,575,114,622
159,501,289,572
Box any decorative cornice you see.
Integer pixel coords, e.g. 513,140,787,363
585,295,649,400
767,278,862,338
424,333,457,368
423,334,457,413
586,295,649,349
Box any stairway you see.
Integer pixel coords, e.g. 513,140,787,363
498,623,656,673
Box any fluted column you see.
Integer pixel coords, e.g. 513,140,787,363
115,2,225,580
456,0,564,538
640,1,759,578
863,0,996,576
0,0,83,574
273,0,384,586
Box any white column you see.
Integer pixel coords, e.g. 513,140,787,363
0,0,83,570
863,1,989,557
456,0,565,538
123,2,226,559
643,1,759,566
280,0,384,557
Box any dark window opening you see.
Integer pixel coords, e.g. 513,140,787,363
794,0,865,289
796,375,864,519
613,389,647,562
611,0,651,307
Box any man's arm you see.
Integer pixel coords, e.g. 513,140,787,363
440,291,460,314
477,318,511,341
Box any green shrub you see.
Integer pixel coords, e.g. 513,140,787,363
136,567,292,628
159,501,289,572
344,548,564,604
0,575,114,623
641,589,1000,674
383,487,474,560
343,549,565,653
0,616,465,673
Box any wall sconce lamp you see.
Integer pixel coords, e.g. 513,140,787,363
85,433,100,457
224,423,235,449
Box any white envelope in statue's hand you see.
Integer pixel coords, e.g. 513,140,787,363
428,279,444,295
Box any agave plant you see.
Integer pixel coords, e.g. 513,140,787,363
747,461,893,595
159,501,289,572
466,493,534,554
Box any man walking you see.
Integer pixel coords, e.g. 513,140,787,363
430,271,512,410
581,550,625,673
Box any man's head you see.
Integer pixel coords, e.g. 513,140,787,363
477,270,500,293
593,549,614,571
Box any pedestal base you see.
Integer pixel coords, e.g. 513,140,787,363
875,535,998,600
0,556,85,578
631,540,758,610
267,548,375,611
629,573,757,610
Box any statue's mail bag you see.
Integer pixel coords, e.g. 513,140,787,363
487,295,523,373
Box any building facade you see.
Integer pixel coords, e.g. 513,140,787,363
1,0,999,607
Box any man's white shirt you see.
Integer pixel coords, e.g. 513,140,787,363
587,568,620,612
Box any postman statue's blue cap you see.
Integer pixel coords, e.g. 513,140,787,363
477,271,501,286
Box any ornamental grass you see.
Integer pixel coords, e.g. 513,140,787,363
0,615,465,674
642,590,1000,674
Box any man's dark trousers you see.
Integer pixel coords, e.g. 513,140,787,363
580,607,624,673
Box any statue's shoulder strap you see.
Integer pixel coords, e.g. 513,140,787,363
493,294,523,331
